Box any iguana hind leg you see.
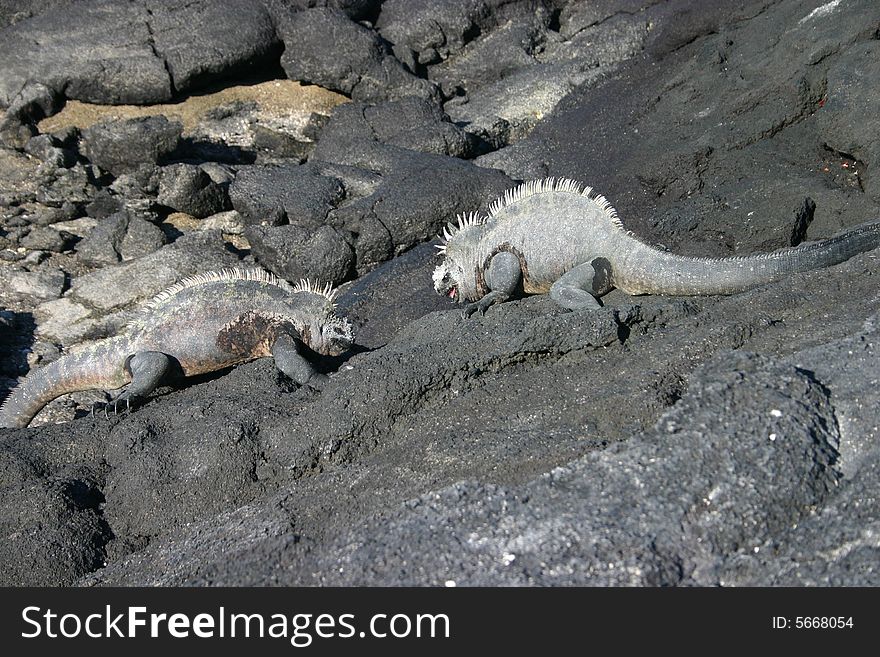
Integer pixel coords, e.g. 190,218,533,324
105,351,172,415
272,333,327,389
463,251,522,317
550,259,611,310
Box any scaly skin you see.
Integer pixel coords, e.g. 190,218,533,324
0,268,354,429
433,178,880,315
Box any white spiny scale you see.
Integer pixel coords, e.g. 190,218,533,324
485,177,625,232
144,267,294,311
439,211,486,248
456,211,483,231
292,278,339,304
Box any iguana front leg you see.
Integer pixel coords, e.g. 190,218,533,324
272,333,327,388
463,251,521,317
105,351,172,414
549,259,608,310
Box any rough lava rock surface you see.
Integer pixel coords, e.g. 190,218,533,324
2,0,880,587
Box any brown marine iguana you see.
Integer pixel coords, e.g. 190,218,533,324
0,268,354,429
433,178,880,315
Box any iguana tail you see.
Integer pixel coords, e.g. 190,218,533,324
0,337,131,429
623,220,880,296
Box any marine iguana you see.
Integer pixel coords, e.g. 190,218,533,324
0,268,354,429
433,177,880,315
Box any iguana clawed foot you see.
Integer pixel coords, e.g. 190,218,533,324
460,289,512,318
461,298,491,318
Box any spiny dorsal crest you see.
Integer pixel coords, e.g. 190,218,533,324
487,177,625,230
144,267,294,311
292,278,339,305
436,210,486,253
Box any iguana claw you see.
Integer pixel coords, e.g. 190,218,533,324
461,303,483,318
102,393,133,418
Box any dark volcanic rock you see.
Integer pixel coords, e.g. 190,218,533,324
0,0,77,29
81,116,182,176
75,211,167,265
483,0,880,247
278,8,437,103
445,61,605,149
229,144,510,278
69,229,239,313
0,477,109,586
146,0,280,94
0,0,280,112
19,225,75,252
376,0,543,66
0,2,169,109
158,163,229,219
718,315,880,585
317,96,476,158
817,40,880,201
245,223,355,285
319,149,513,257
100,398,270,557
85,191,124,220
0,267,66,299
267,0,382,22
305,352,840,585
0,115,36,149
335,242,458,348
34,162,105,208
0,441,110,586
24,133,75,168
0,147,41,206
428,12,549,97
229,162,346,228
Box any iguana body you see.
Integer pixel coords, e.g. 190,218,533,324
0,268,353,429
433,178,880,314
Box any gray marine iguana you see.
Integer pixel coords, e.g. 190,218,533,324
0,268,354,429
433,178,880,315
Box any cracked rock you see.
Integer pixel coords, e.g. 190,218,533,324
316,96,476,158
75,211,167,265
0,0,280,111
157,163,229,219
278,8,437,103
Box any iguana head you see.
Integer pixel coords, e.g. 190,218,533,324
289,280,354,356
433,211,485,303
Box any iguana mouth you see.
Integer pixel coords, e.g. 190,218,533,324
447,288,457,300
